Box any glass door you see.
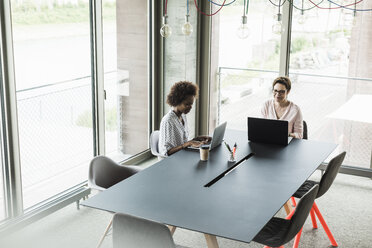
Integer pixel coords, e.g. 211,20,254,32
10,0,94,209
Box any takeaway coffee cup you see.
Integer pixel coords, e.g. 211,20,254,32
200,145,209,161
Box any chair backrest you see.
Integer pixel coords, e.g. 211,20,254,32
113,213,176,248
88,155,140,191
317,151,346,198
284,185,319,244
150,130,162,157
303,120,308,140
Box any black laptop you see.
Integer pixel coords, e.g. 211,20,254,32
247,117,293,146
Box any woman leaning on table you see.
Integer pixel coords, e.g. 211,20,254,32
261,76,303,139
159,81,211,157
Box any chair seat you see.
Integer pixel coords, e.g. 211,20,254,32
253,217,291,247
293,180,318,198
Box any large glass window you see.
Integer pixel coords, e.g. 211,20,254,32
210,0,372,170
163,0,197,137
0,138,4,221
103,0,150,161
11,0,93,209
210,0,282,130
288,1,372,168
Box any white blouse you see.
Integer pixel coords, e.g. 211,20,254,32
159,110,189,156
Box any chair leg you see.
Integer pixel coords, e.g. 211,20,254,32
292,227,303,248
312,202,338,247
96,217,113,248
291,197,297,207
167,225,177,235
310,207,318,229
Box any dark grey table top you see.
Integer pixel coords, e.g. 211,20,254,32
82,129,336,243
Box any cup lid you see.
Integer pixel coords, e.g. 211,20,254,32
200,145,209,149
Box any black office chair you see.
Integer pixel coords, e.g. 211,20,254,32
291,151,346,247
88,155,142,248
253,185,319,248
303,120,308,140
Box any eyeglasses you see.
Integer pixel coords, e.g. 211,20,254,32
273,89,286,95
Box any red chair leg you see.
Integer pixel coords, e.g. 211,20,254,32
310,207,318,229
312,202,338,247
292,227,303,248
291,197,297,207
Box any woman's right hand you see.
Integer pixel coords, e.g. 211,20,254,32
184,140,203,148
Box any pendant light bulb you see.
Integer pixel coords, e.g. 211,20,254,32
298,10,306,25
272,13,283,35
236,15,250,39
160,15,172,38
182,14,193,36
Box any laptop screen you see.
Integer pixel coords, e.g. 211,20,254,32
247,117,290,146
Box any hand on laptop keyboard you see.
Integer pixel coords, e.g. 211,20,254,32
188,140,204,148
193,136,212,143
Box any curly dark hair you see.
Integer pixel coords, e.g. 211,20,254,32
166,81,199,107
272,76,292,91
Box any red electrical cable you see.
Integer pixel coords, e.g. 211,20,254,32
308,0,363,10
194,0,227,16
165,0,168,15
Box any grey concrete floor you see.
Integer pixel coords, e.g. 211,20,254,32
0,172,371,248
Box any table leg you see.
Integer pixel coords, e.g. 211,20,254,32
204,234,219,248
284,199,293,215
96,218,113,248
167,225,177,235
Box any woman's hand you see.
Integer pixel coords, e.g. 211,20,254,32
289,133,296,138
184,140,203,148
193,135,212,143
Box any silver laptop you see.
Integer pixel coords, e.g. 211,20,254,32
188,122,227,151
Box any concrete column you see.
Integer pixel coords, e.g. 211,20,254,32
117,0,148,154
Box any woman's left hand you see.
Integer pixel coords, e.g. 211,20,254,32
193,135,212,142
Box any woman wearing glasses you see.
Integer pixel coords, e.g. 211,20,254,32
261,76,303,139
159,81,211,156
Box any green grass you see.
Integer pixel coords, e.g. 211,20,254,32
11,1,116,25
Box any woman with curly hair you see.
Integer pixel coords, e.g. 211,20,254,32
159,81,210,156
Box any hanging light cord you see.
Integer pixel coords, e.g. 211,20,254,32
164,0,168,15
208,0,237,6
194,0,227,16
269,0,286,7
187,0,189,15
243,0,246,16
326,0,372,11
246,0,249,15
287,0,323,11
308,0,365,10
